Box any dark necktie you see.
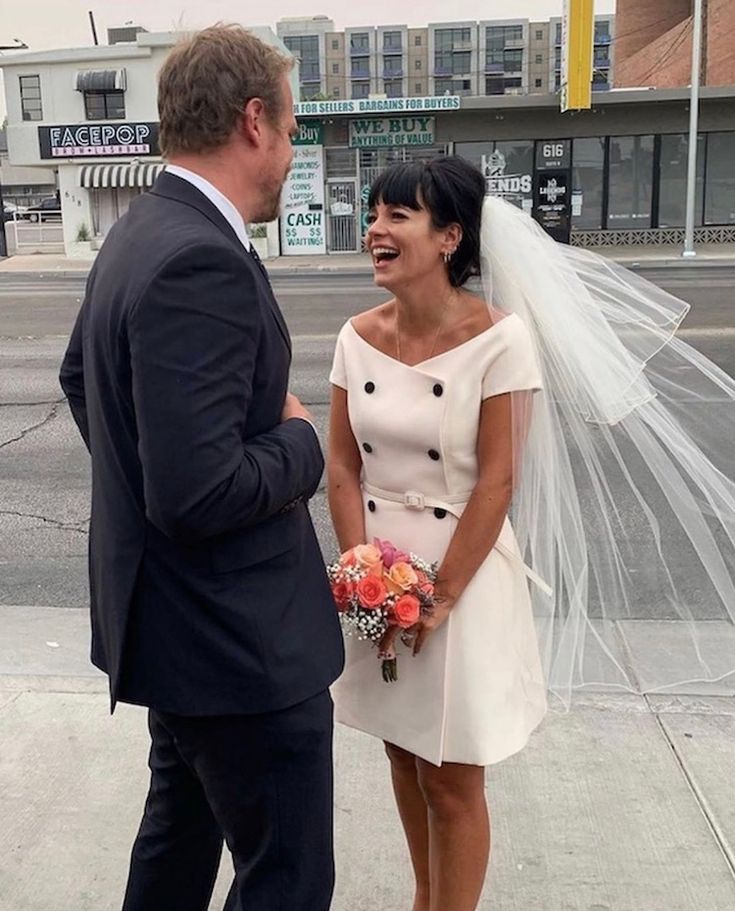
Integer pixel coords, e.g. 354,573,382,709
248,244,271,285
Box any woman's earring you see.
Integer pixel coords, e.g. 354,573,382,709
443,250,452,264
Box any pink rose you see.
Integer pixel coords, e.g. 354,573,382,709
373,537,410,569
393,595,420,629
356,576,388,610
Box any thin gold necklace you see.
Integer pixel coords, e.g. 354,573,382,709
395,291,456,365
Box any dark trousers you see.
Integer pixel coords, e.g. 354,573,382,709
121,690,335,911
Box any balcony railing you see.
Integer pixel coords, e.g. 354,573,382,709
383,68,404,78
300,74,321,84
351,69,371,79
350,47,370,56
383,46,403,55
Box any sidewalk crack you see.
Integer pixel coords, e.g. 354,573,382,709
649,696,735,880
0,398,65,449
0,510,89,535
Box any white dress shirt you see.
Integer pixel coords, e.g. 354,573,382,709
165,164,251,251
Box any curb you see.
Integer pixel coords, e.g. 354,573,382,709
1,259,734,281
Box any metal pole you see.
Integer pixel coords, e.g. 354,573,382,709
683,0,703,258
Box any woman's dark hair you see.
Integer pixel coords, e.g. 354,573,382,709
367,155,485,287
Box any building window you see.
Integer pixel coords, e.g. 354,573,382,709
535,29,544,41
284,35,321,86
415,59,422,70
350,33,370,52
658,134,705,228
435,77,472,96
414,35,422,46
455,139,534,210
19,75,43,121
351,81,370,99
351,59,370,78
485,76,523,94
704,132,735,225
535,54,543,64
384,79,403,98
383,31,402,52
415,82,423,93
595,21,611,43
332,63,340,74
333,86,341,98
332,39,340,50
571,137,605,230
384,56,403,76
535,78,543,88
607,135,655,229
84,90,126,120
435,28,472,52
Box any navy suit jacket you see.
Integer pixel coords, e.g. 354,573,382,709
59,172,344,714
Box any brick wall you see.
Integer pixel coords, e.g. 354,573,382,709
615,0,735,88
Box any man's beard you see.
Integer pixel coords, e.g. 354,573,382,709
251,172,287,224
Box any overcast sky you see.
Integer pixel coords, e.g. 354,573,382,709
0,0,616,119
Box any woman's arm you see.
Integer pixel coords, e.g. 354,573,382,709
327,385,366,552
412,390,517,655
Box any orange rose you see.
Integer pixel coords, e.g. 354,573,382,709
386,561,418,593
356,575,387,610
353,543,384,578
332,581,352,612
393,594,420,629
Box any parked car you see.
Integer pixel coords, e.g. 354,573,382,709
22,197,62,223
2,202,26,222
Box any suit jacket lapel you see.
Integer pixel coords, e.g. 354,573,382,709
150,172,292,354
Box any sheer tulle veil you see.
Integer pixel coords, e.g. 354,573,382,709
480,195,735,704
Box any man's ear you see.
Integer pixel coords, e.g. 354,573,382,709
240,97,266,147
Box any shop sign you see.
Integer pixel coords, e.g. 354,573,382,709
533,171,573,244
560,0,594,112
293,122,325,146
349,117,435,149
535,140,572,171
481,150,532,201
38,122,160,159
294,96,460,117
280,144,326,255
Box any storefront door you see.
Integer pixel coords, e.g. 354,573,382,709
326,180,359,253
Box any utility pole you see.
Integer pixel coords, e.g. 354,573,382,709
683,0,704,258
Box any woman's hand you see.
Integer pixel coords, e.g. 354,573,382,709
409,598,454,655
378,595,455,658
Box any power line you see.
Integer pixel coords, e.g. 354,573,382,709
636,19,693,86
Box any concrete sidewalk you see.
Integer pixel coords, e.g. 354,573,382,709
1,603,734,911
2,242,735,278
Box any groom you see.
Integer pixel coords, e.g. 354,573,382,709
59,25,344,911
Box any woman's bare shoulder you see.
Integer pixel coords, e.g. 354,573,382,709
349,300,395,347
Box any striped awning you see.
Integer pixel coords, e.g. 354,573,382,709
75,69,127,92
78,162,165,189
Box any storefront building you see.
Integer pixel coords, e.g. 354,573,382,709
0,29,297,257
293,87,735,252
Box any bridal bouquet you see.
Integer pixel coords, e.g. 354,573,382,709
327,538,438,682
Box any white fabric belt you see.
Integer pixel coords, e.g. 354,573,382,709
362,482,553,597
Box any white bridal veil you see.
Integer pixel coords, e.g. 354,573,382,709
481,196,735,704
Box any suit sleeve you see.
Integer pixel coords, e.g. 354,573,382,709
59,305,91,451
128,243,324,544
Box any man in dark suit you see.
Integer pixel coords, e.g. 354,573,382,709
59,25,344,911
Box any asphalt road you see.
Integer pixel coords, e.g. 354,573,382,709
1,265,734,611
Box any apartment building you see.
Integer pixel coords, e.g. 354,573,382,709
276,14,615,101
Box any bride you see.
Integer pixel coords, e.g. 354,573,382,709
327,155,735,911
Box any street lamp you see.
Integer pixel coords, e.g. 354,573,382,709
683,0,703,258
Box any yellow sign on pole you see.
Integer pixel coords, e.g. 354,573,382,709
560,0,595,112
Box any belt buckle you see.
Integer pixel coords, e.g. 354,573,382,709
404,491,425,511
